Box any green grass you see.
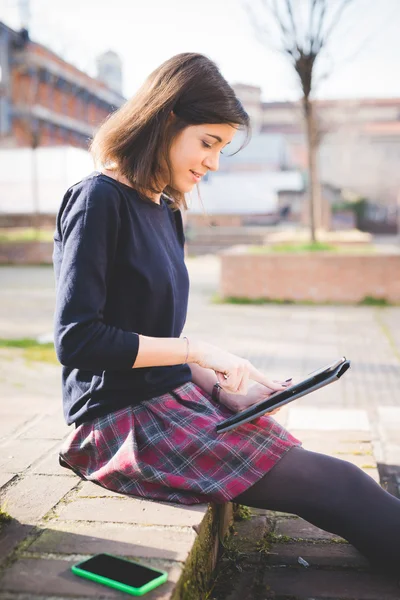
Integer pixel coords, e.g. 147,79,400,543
359,296,390,306
0,228,54,243
248,242,376,254
213,294,396,307
0,338,58,364
0,507,12,532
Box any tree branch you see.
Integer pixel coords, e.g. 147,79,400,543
318,0,352,51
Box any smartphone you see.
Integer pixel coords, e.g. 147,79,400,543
71,553,168,596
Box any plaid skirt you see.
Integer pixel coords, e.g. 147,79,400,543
60,382,302,505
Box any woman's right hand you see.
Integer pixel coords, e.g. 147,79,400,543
191,341,287,396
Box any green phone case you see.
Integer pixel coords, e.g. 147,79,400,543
71,554,168,596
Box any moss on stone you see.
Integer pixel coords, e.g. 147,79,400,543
0,507,11,533
173,504,230,600
232,503,252,521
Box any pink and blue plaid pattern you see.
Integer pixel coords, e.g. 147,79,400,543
60,382,301,505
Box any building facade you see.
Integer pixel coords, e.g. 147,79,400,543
232,84,400,204
0,22,124,150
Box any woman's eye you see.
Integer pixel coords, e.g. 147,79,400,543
202,141,224,154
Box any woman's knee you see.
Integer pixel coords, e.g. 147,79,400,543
233,446,369,512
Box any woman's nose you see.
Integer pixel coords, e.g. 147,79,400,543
203,153,219,172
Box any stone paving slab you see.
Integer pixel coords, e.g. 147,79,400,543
76,482,127,498
287,408,371,431
292,437,374,455
0,557,181,599
266,541,369,569
0,440,57,473
0,520,35,566
231,516,270,554
274,517,346,542
0,414,41,442
29,521,197,562
0,474,15,489
0,475,78,523
261,568,400,600
20,413,70,441
30,452,77,477
56,497,208,528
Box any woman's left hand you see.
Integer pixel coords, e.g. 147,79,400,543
219,379,292,416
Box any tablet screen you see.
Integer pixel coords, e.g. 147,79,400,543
216,357,350,433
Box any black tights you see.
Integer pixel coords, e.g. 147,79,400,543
233,446,400,575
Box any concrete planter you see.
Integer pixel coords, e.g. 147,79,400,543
0,241,53,264
220,247,400,303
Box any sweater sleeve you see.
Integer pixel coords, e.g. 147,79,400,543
53,180,139,370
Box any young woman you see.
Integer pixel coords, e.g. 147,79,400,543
54,53,400,576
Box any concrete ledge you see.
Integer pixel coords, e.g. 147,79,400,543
0,472,233,599
220,247,400,303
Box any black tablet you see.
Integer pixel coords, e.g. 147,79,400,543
216,357,351,434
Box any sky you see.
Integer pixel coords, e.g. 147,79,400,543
1,0,400,102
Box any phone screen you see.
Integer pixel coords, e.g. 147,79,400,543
75,554,164,588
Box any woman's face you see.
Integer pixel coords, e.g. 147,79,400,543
166,122,238,193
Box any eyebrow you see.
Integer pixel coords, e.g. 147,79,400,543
205,134,231,145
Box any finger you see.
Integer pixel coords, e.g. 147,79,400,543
273,378,293,386
217,368,241,393
249,366,287,391
237,367,250,396
230,364,245,394
216,371,228,386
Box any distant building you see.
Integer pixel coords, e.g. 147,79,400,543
0,21,125,149
96,50,123,95
232,84,400,204
189,170,304,216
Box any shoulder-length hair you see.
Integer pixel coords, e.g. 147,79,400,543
90,52,250,211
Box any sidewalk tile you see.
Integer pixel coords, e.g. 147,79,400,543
0,521,34,565
76,481,127,498
56,497,208,528
20,412,70,440
31,450,76,476
287,407,371,431
274,517,346,542
29,521,196,561
0,474,16,489
0,414,39,441
0,475,77,523
0,439,56,473
266,541,369,568
262,568,400,599
0,557,180,599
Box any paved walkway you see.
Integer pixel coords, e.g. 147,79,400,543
1,258,400,599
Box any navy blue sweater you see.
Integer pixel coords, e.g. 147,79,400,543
53,172,191,426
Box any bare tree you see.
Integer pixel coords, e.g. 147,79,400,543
246,0,354,242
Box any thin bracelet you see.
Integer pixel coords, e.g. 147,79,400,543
182,336,189,363
212,382,222,403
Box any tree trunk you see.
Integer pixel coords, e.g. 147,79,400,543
303,96,321,243
31,127,40,235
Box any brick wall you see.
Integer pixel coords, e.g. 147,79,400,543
186,214,246,227
0,214,56,227
0,242,53,264
220,251,400,303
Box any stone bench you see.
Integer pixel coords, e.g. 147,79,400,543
0,441,233,599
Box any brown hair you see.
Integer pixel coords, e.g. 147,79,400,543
90,52,250,210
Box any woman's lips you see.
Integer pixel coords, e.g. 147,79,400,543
190,170,202,182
